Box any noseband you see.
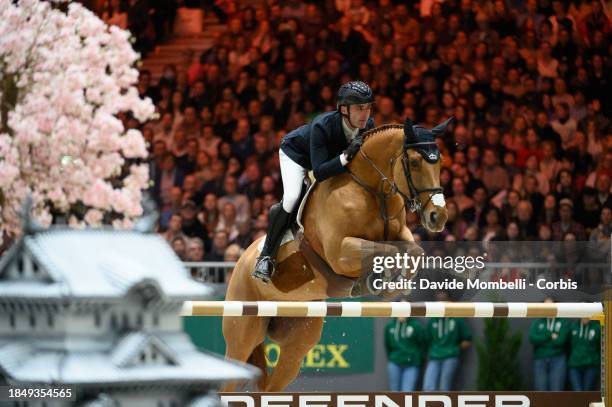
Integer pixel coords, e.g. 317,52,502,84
347,141,444,240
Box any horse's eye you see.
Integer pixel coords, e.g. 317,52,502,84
410,158,421,168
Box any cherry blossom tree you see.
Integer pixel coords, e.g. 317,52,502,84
0,0,155,244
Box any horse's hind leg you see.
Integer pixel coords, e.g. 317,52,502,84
265,316,324,391
222,315,269,391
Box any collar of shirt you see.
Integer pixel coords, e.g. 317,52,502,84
341,116,359,141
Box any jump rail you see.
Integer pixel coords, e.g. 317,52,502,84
181,301,604,318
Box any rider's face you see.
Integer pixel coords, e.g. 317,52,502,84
346,103,372,129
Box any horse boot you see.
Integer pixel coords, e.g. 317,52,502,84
252,203,291,283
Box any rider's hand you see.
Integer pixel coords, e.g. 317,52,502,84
343,136,363,162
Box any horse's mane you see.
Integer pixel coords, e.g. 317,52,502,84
362,124,404,143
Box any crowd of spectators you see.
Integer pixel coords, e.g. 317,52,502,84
109,0,611,263
95,0,179,55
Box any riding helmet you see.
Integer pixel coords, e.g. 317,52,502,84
337,81,374,106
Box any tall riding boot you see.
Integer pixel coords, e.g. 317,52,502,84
252,203,292,283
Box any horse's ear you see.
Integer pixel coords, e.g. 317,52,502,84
432,117,455,136
403,119,415,138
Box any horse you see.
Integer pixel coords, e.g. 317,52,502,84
221,118,451,391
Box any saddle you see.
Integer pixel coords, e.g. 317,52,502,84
256,177,357,297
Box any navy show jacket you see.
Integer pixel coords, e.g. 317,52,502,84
280,110,375,182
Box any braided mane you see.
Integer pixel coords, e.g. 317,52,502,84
361,124,404,143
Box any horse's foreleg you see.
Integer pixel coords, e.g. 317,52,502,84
265,317,324,391
222,315,270,391
334,237,400,278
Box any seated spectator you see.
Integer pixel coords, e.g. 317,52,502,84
589,207,612,241
577,187,604,232
445,201,468,240
539,141,562,187
480,148,510,194
479,207,505,241
160,186,184,229
205,230,230,261
513,155,550,196
552,199,586,240
551,102,577,150
186,237,205,262
171,236,188,260
199,125,221,160
153,153,185,210
176,105,201,139
163,213,185,243
450,178,474,213
461,186,489,226
217,175,251,224
216,202,240,242
181,200,209,245
514,200,538,239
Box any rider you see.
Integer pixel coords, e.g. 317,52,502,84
252,81,375,283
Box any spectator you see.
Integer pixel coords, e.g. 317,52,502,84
163,213,185,244
217,175,251,224
551,102,577,150
384,308,427,391
153,153,185,210
529,296,571,391
423,291,472,391
590,207,612,241
181,200,209,245
171,236,188,260
568,315,601,391
552,199,586,240
515,200,538,239
479,149,510,195
216,202,240,241
205,230,230,261
186,237,206,262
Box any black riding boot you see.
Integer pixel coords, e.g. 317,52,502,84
252,204,292,283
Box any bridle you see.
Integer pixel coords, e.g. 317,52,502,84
346,139,444,240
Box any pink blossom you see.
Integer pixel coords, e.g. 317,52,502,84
0,0,154,242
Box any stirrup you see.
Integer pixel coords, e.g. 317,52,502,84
252,255,276,283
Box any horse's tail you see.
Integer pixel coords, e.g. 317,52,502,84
247,342,268,390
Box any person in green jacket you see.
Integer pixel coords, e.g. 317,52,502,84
423,291,472,391
384,315,427,391
528,297,571,391
568,317,601,391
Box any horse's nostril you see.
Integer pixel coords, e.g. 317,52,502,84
430,211,438,224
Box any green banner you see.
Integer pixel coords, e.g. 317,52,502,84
183,302,375,373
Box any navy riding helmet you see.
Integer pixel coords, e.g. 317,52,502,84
337,81,374,107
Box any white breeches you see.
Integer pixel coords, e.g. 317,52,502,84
279,148,307,213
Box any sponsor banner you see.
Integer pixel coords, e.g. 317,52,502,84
184,300,374,373
219,392,602,407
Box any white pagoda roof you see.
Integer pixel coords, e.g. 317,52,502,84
0,332,258,385
0,229,213,300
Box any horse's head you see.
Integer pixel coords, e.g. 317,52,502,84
392,118,452,232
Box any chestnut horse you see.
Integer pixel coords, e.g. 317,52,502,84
222,119,451,391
